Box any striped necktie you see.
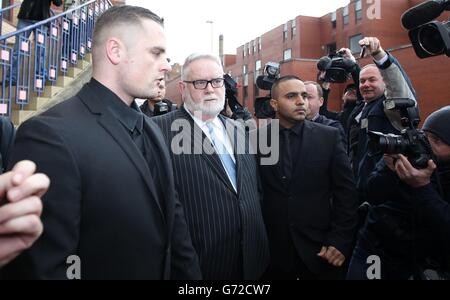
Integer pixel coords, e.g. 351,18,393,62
206,122,237,191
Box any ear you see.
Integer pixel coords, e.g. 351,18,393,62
178,81,185,94
319,97,324,107
270,98,278,112
105,37,123,65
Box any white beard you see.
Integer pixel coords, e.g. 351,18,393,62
184,93,225,119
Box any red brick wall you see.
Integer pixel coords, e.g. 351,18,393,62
167,0,450,120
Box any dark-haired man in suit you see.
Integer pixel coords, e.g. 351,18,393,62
258,75,358,279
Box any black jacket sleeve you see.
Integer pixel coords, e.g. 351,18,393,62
327,129,359,258
413,184,450,237
1,117,82,279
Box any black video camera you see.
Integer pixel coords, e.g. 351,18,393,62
317,51,357,83
402,0,450,59
254,62,280,119
154,100,177,116
368,98,433,169
223,74,252,121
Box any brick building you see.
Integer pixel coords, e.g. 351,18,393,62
166,0,450,121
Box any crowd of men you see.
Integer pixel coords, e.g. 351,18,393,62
0,5,449,280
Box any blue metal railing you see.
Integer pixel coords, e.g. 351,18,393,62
0,0,112,117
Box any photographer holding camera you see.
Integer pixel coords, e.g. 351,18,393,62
346,106,450,280
340,38,418,205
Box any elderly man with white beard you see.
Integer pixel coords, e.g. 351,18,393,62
152,53,269,280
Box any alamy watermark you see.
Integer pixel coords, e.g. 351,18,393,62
366,0,381,20
169,116,280,166
366,255,381,280
66,255,81,280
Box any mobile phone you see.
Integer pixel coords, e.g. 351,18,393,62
360,46,366,58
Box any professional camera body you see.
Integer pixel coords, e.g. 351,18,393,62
368,98,433,169
154,100,177,116
317,50,357,83
402,0,450,58
254,62,280,119
223,74,252,121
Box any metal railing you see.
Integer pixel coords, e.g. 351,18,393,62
0,0,112,117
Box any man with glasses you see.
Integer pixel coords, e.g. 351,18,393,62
153,53,269,280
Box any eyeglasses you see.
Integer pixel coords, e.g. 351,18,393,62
183,78,224,90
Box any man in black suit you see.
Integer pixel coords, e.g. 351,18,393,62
258,75,358,279
1,6,201,280
153,53,269,280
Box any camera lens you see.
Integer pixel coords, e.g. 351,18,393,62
418,23,445,56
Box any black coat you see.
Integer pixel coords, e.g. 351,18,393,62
1,82,201,280
0,116,15,173
18,0,62,21
258,121,358,275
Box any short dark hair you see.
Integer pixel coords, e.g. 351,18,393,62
93,5,163,50
271,75,302,100
344,83,356,93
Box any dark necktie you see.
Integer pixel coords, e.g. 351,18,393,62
282,129,292,180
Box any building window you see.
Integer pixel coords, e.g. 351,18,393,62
326,42,337,54
248,42,252,56
243,64,247,75
355,0,362,20
283,48,292,60
253,40,257,53
283,23,288,42
243,44,246,58
291,19,297,38
343,5,349,25
255,60,261,71
258,37,262,51
349,34,363,54
331,11,337,29
243,86,248,101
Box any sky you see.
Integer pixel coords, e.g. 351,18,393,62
127,0,350,64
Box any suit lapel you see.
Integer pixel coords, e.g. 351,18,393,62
178,109,236,193
78,85,165,220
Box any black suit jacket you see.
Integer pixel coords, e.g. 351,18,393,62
258,121,358,275
1,83,201,280
153,108,269,280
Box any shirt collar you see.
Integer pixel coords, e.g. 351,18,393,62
89,79,143,134
280,121,304,136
